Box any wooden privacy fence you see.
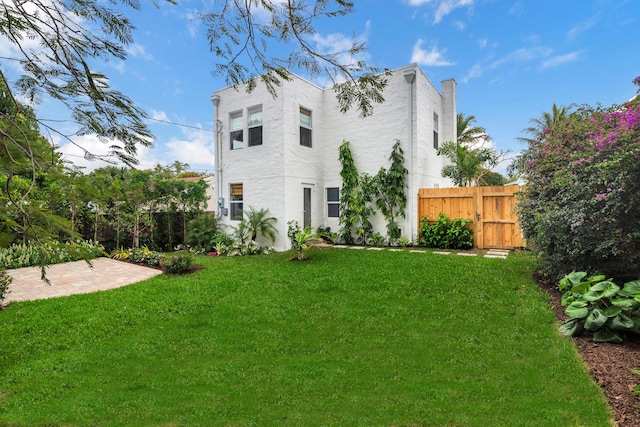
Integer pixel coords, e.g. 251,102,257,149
417,185,524,250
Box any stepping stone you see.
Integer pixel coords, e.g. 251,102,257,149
349,246,365,250
433,251,451,255
410,250,426,253
367,247,384,251
457,252,478,257
333,245,347,248
485,254,508,259
389,249,403,252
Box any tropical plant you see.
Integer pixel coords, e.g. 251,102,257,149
316,226,337,244
368,232,386,247
418,213,473,250
438,141,502,187
437,113,506,187
374,140,408,244
558,272,640,344
517,103,575,145
187,214,224,250
242,207,278,243
291,227,323,261
456,113,487,144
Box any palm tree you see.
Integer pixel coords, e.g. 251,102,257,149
438,141,499,187
242,207,278,243
509,103,575,177
517,103,574,144
291,227,323,261
456,113,487,145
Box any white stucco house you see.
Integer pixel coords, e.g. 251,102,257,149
211,63,456,250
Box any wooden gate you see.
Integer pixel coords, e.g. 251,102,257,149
417,185,524,250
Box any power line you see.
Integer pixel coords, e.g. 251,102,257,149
147,117,214,132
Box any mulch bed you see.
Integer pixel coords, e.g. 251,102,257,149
537,278,640,426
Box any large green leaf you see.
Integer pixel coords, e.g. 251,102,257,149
561,291,574,306
558,318,584,337
610,298,638,309
570,282,590,293
584,308,607,331
559,271,587,291
565,300,589,318
603,305,622,317
593,327,623,344
619,280,640,297
610,313,634,332
583,281,619,302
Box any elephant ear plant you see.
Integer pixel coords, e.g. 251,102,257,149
558,272,640,343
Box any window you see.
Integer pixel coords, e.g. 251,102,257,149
230,183,243,220
300,107,312,147
230,111,243,150
248,106,263,147
327,187,339,218
433,112,439,150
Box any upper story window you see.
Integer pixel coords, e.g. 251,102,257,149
300,107,312,148
433,112,439,150
230,111,244,150
248,106,263,147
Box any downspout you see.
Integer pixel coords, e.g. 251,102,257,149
211,94,222,213
403,69,416,241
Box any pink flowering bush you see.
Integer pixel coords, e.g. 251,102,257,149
518,77,640,281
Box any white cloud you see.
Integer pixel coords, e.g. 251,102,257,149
509,1,524,17
567,16,598,41
541,50,583,69
407,0,435,5
126,43,154,61
477,37,488,49
150,110,170,122
410,39,455,67
453,20,466,30
462,64,482,83
433,0,474,24
165,127,216,172
490,46,553,69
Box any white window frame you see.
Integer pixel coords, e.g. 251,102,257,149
230,111,244,150
300,107,312,148
248,105,263,147
230,183,243,220
326,187,339,218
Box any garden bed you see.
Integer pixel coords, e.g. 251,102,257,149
538,279,640,426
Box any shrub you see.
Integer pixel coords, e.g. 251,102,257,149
558,272,640,343
159,252,192,274
0,270,12,306
0,240,105,269
129,246,161,266
316,226,337,244
186,214,223,251
517,84,640,282
368,232,386,247
418,213,473,250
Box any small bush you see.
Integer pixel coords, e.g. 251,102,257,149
129,247,161,266
159,253,192,274
187,214,223,251
418,213,473,250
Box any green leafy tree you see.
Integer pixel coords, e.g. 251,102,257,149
374,140,408,243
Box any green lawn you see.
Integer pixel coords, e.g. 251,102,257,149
0,248,612,426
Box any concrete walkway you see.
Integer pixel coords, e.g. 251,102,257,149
4,258,163,303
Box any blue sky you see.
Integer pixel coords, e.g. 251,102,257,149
7,0,640,174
